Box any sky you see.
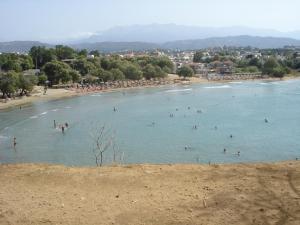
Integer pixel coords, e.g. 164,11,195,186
0,0,300,42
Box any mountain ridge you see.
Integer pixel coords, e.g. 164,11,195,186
1,35,300,53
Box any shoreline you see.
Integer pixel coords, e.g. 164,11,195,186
1,75,299,111
1,160,299,225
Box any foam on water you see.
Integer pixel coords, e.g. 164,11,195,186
165,88,192,93
90,94,102,97
30,115,38,119
204,85,231,89
229,81,242,84
39,112,48,116
51,109,59,112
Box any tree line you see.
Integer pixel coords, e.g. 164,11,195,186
0,45,174,98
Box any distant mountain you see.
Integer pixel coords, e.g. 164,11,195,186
80,24,300,43
0,41,51,53
2,36,300,53
161,36,300,50
72,36,300,52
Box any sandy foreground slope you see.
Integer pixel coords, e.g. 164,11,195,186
0,162,299,225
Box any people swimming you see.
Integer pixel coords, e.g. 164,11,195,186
237,151,240,156
230,134,233,138
62,126,65,134
223,148,226,153
193,125,197,130
265,118,268,123
113,107,117,112
65,122,69,128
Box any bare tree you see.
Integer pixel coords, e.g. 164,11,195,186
90,125,114,167
111,139,125,165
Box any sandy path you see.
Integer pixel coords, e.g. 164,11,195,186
0,161,299,225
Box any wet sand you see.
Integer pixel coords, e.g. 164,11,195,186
0,161,299,225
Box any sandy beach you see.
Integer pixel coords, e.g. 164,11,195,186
0,87,78,110
0,161,299,225
0,75,298,111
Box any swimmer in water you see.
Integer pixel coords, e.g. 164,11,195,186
223,148,226,153
54,120,56,128
265,118,268,123
13,137,17,148
230,134,233,138
237,151,240,156
62,126,65,134
65,122,69,128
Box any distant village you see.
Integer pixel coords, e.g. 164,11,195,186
116,45,300,80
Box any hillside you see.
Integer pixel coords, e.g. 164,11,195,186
0,41,51,53
1,36,300,53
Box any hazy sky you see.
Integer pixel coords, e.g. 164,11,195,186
0,0,299,41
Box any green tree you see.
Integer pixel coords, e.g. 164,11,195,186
193,51,204,63
89,50,100,57
29,46,56,69
55,45,75,60
18,74,37,96
69,70,81,83
102,71,114,81
155,56,174,72
43,61,72,85
262,57,279,75
123,64,143,80
71,59,97,76
78,49,88,57
0,71,19,98
110,68,125,80
177,65,194,79
38,74,48,85
143,64,156,80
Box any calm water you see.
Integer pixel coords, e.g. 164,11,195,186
0,80,300,166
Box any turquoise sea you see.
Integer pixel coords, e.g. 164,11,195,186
0,80,300,166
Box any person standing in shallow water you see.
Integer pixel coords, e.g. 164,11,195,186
13,137,17,148
62,126,65,134
54,120,56,129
